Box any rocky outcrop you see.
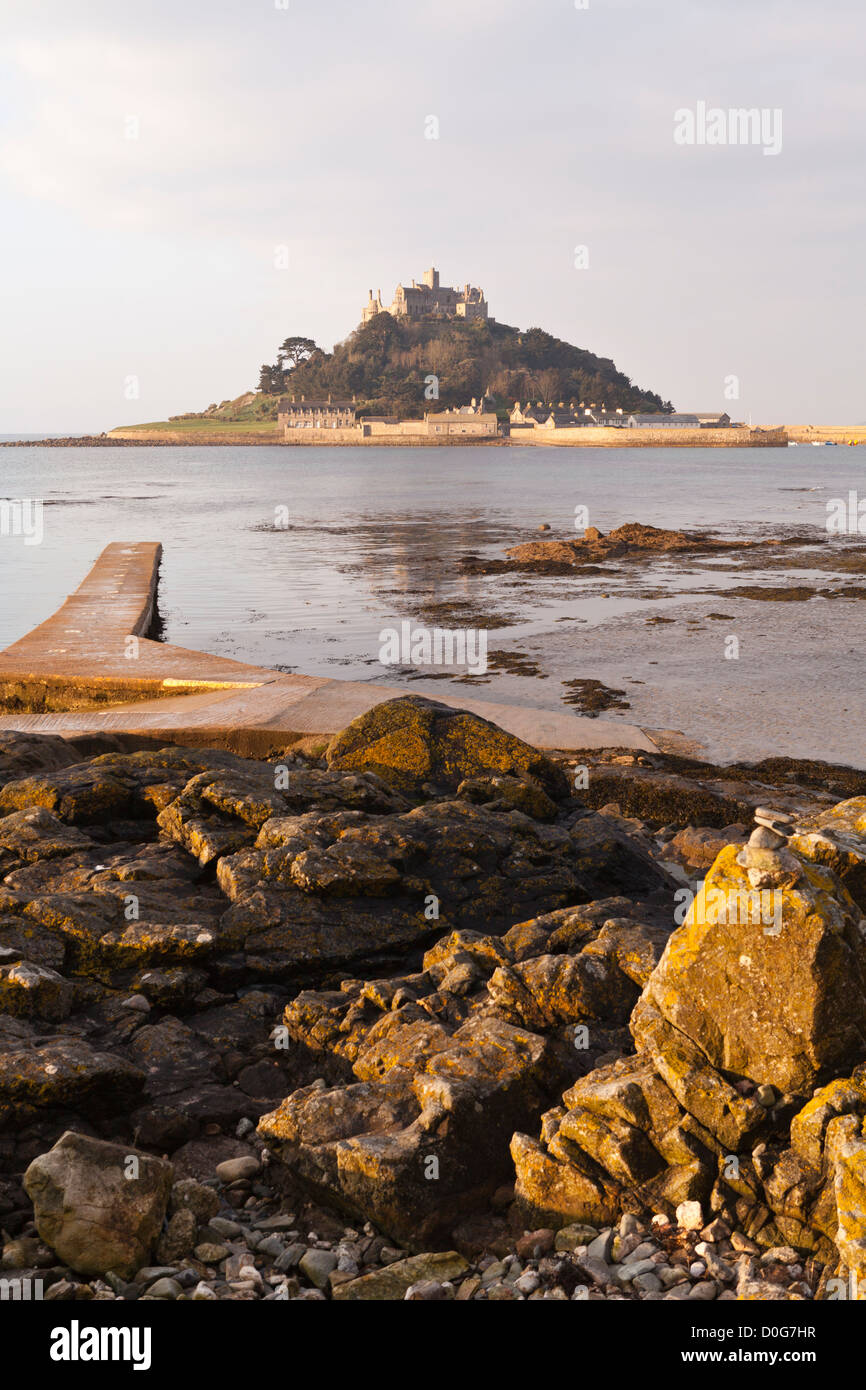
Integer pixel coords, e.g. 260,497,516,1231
325,696,569,799
0,717,864,1300
258,899,670,1247
511,809,866,1277
505,522,751,569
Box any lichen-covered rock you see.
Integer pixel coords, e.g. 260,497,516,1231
325,696,569,799
792,797,866,913
0,1038,145,1118
510,824,866,1274
0,959,74,1020
24,1132,172,1277
636,844,866,1093
218,800,669,979
456,774,558,822
259,904,664,1246
0,807,93,876
157,762,407,867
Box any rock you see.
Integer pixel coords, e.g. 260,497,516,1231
554,1223,599,1252
0,960,74,1020
404,1279,451,1300
0,807,93,876
0,1039,145,1117
215,1156,261,1184
169,1178,220,1226
669,826,745,870
516,1228,555,1259
677,1201,704,1230
325,696,568,799
23,1132,172,1278
457,774,557,822
155,1208,197,1264
195,1243,229,1263
298,1248,338,1289
792,798,866,912
636,844,866,1093
332,1251,469,1301
145,1277,182,1300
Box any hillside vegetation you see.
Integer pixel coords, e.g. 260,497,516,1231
172,314,672,424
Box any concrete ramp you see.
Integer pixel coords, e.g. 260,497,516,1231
0,543,658,754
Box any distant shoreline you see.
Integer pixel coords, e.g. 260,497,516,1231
2,424,863,449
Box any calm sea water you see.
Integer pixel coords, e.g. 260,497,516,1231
0,444,863,754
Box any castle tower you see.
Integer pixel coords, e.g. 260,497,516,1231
422,267,439,290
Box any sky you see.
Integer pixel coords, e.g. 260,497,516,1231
0,0,864,432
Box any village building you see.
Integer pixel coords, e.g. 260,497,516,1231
422,407,498,437
624,412,731,428
363,267,488,325
277,396,357,429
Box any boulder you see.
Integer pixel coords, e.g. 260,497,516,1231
325,696,568,799
23,1132,172,1277
635,844,866,1093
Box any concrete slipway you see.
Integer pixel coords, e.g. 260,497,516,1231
0,543,658,756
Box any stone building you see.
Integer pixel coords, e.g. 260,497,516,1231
423,408,498,437
277,396,357,430
363,267,488,325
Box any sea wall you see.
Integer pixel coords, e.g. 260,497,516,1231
786,425,866,444
508,426,788,448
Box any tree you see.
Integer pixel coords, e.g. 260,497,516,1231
276,337,318,372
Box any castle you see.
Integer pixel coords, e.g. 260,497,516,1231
362,267,488,325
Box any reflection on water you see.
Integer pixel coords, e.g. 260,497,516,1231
0,445,863,689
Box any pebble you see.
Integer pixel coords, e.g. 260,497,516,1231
194,1243,229,1263
761,1246,799,1264
146,1277,182,1300
215,1156,261,1184
749,825,788,849
135,1266,181,1286
253,1213,297,1232
688,1280,718,1300
298,1249,338,1289
404,1280,450,1300
586,1229,614,1261
554,1224,597,1252
633,1272,662,1293
676,1200,704,1231
209,1217,244,1238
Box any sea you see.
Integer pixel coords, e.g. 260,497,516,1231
1,444,864,766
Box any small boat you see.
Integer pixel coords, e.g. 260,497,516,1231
787,441,799,447
824,441,838,446
811,440,826,446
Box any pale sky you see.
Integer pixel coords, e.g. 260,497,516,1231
1,0,864,432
